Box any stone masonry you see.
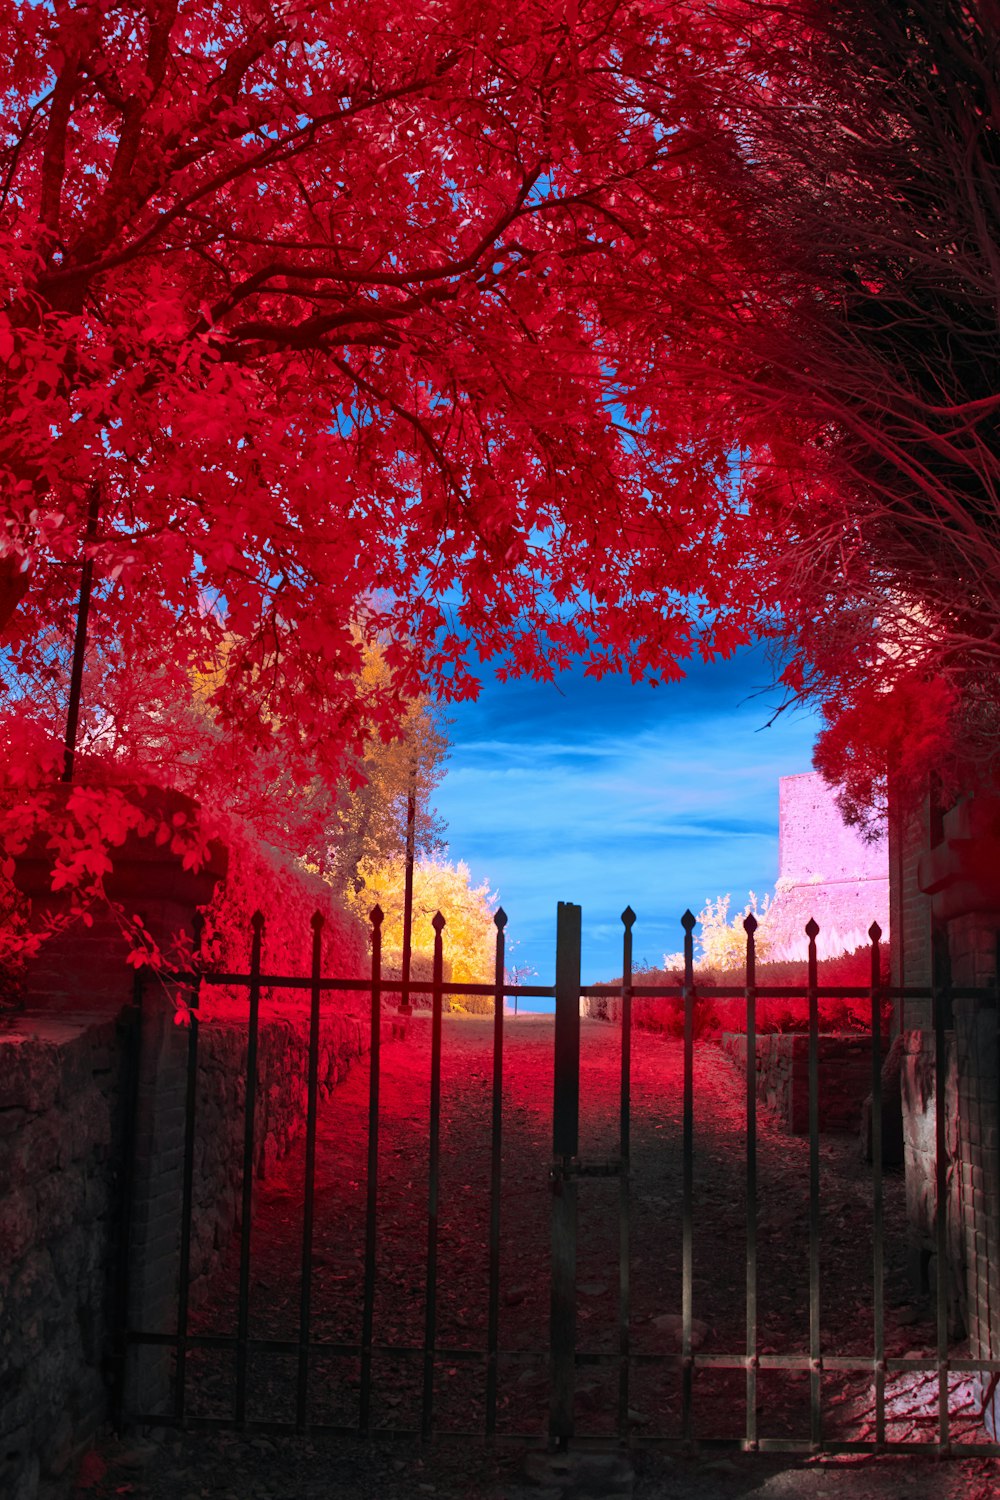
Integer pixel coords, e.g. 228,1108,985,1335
894,790,1000,1437
763,772,890,961
1,787,381,1499
0,1017,127,1500
719,1031,884,1135
0,1001,376,1500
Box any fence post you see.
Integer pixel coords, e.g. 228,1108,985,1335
550,901,582,1449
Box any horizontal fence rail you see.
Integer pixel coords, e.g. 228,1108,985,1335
117,906,1000,1458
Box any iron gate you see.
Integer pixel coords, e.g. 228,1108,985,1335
116,901,1000,1456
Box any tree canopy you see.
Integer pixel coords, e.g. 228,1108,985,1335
0,0,758,798
687,0,1000,819
0,0,996,868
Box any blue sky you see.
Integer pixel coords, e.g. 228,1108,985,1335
432,644,821,1000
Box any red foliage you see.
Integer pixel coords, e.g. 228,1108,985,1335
0,0,988,891
73,1450,108,1491
195,821,370,1018
617,944,892,1040
676,0,1000,816
812,674,961,827
0,747,369,995
0,0,761,799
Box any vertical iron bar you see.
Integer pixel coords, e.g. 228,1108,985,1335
618,907,636,1438
681,909,696,1447
422,912,446,1440
550,901,582,1449
297,913,324,1433
235,912,264,1428
62,486,100,782
174,912,204,1426
934,978,950,1453
485,909,508,1436
805,917,821,1451
360,907,383,1435
744,914,759,1451
869,923,885,1448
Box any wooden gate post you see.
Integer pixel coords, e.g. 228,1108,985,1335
550,901,582,1448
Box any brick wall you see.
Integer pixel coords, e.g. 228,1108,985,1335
899,1028,964,1326
953,995,1000,1437
888,792,936,1028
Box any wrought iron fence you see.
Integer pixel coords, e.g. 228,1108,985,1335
116,902,1000,1457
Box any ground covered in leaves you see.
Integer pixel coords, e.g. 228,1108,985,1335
78,1013,999,1499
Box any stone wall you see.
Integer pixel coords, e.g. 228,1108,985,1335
764,773,890,962
720,1031,883,1134
894,791,1000,1437
186,1009,369,1301
580,996,882,1136
898,1006,1000,1370
0,1001,377,1500
898,1028,963,1323
0,1017,128,1500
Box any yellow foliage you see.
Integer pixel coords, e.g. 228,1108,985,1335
696,892,772,971
347,854,500,990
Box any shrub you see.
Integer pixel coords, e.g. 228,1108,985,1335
695,892,773,969
197,820,370,1017
597,943,893,1040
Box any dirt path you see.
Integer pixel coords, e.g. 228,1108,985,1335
84,1012,1000,1500
181,1013,976,1448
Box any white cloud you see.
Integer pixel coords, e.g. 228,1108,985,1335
434,675,820,990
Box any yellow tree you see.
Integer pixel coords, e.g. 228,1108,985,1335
326,647,448,897
348,855,499,1009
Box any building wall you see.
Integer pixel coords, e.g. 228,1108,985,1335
888,792,936,1029
779,772,889,884
764,773,890,960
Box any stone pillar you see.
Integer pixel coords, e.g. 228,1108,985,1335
889,789,937,1026
918,794,1000,1435
11,783,227,1420
124,990,192,1417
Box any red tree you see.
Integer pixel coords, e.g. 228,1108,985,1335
0,0,760,808
7,0,985,903
671,0,1000,820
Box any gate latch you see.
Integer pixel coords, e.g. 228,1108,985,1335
549,1155,623,1183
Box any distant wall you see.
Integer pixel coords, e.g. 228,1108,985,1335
765,773,890,960
779,773,888,885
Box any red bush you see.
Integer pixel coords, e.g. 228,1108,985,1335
602,943,892,1041
196,821,371,1018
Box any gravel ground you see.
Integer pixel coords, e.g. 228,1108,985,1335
72,1429,1000,1500
73,1012,1000,1499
